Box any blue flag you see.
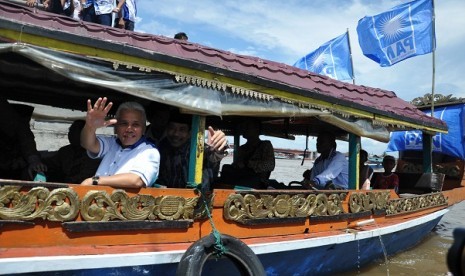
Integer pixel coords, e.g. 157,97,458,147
357,0,435,67
293,32,353,81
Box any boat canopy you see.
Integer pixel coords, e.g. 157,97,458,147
0,0,447,142
0,43,391,141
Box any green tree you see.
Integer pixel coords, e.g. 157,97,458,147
411,93,462,106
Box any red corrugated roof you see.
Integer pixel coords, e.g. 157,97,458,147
0,0,446,130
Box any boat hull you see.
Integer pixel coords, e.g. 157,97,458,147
0,209,447,276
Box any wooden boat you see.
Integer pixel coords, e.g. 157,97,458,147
1,1,464,275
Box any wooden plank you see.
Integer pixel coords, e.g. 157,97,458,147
62,220,194,232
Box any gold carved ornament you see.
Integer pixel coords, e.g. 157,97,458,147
80,190,199,222
223,192,347,223
349,191,390,213
0,186,79,221
386,192,447,215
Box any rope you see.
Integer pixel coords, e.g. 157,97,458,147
187,182,227,258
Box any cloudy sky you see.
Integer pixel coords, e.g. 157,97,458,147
134,0,465,155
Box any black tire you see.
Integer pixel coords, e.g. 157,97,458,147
176,233,265,276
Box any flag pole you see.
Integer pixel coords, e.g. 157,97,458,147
431,0,436,116
346,28,356,85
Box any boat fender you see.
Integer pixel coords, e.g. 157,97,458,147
176,233,265,276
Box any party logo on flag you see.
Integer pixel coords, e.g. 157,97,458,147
293,32,353,81
357,0,435,66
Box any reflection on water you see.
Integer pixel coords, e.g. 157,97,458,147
220,157,465,275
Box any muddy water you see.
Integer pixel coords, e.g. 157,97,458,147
220,156,465,275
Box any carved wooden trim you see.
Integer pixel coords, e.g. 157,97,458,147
223,192,347,224
386,192,447,216
0,186,79,221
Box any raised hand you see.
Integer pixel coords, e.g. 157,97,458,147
207,126,227,152
86,97,117,129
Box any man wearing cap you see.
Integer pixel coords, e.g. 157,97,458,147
156,112,227,190
302,131,349,190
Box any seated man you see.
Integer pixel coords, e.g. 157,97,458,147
303,131,349,189
145,102,172,145
156,112,227,191
80,97,160,188
43,120,101,183
0,98,47,180
220,119,275,189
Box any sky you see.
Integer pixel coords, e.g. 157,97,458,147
133,0,465,155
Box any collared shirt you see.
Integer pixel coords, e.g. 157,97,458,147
122,0,136,22
93,0,113,15
88,135,160,186
310,149,349,189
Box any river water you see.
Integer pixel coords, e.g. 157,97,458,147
221,156,465,275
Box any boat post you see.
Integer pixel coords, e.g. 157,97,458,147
422,132,433,173
188,115,206,184
348,133,361,189
233,132,240,163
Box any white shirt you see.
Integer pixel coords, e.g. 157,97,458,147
123,0,136,22
89,136,160,186
94,0,113,15
310,150,349,189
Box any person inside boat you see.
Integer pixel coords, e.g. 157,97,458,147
219,118,275,189
155,111,227,191
43,120,101,183
0,98,47,180
359,149,373,190
302,131,349,190
145,102,173,145
372,155,399,193
80,97,160,188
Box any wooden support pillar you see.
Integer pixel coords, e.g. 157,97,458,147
233,133,240,163
422,132,433,173
348,133,361,190
187,115,206,184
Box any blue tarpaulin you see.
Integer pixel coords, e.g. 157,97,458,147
387,104,465,159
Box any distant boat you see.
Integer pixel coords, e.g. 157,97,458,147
274,152,289,159
367,156,383,168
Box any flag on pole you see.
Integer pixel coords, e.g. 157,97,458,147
357,0,435,67
293,32,354,81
